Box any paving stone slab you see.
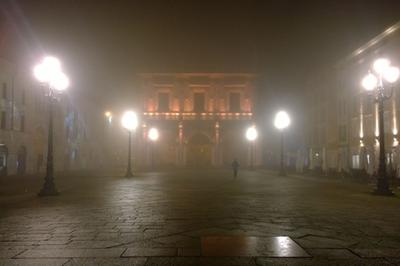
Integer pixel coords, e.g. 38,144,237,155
352,249,400,258
295,235,352,248
177,248,201,257
153,235,200,248
64,257,147,266
16,248,125,258
122,247,177,257
66,240,119,248
145,257,258,266
0,258,69,266
306,248,360,259
0,249,25,258
255,258,393,266
201,236,310,257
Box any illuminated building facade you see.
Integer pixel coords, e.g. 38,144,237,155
306,20,400,176
137,73,260,167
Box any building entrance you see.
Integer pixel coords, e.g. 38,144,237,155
187,133,212,167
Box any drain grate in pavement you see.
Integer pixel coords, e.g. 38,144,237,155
201,236,310,257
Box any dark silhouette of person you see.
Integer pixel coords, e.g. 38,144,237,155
232,159,239,178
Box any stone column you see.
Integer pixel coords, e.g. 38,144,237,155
178,121,184,166
214,121,220,166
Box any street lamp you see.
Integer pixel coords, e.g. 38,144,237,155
33,56,69,196
274,111,290,176
246,126,258,169
148,127,159,169
361,58,399,195
104,111,112,124
121,111,138,177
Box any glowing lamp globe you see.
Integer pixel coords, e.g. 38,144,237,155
274,111,290,130
383,66,400,83
43,56,61,72
361,73,378,91
121,111,138,131
33,56,62,83
148,128,159,141
50,71,69,91
373,58,390,75
33,64,50,83
246,126,258,141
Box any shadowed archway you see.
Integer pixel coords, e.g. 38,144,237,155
187,133,212,167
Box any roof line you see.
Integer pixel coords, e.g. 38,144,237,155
338,20,400,66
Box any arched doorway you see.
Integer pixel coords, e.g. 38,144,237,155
187,133,212,167
0,145,8,176
17,146,27,175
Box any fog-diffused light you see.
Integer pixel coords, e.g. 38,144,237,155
362,73,378,91
246,126,258,141
43,56,61,70
383,66,400,83
121,111,138,131
50,71,69,91
33,56,68,90
373,58,390,74
33,64,50,83
274,111,290,130
148,127,159,141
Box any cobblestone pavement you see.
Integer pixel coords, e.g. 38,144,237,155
0,169,400,265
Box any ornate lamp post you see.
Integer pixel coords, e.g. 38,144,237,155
274,111,291,176
33,56,69,196
246,126,258,169
361,58,399,195
148,127,159,169
121,111,138,177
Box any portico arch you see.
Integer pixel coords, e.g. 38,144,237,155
186,132,212,167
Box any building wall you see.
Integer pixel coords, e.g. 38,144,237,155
0,57,101,176
137,73,261,167
306,21,400,176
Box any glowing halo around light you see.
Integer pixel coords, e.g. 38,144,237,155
246,126,258,141
361,73,378,91
274,111,290,130
121,111,138,131
373,58,390,75
383,66,400,83
50,71,69,91
33,56,69,91
148,127,159,141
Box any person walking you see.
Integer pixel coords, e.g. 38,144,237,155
232,159,239,178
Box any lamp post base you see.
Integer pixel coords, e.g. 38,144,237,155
38,180,59,197
373,188,394,196
373,178,394,196
125,171,134,178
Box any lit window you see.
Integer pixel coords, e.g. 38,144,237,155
158,92,169,112
352,155,360,169
193,93,205,112
229,92,241,112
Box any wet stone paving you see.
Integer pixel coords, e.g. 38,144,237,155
0,169,400,265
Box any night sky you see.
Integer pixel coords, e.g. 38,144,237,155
1,0,400,147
